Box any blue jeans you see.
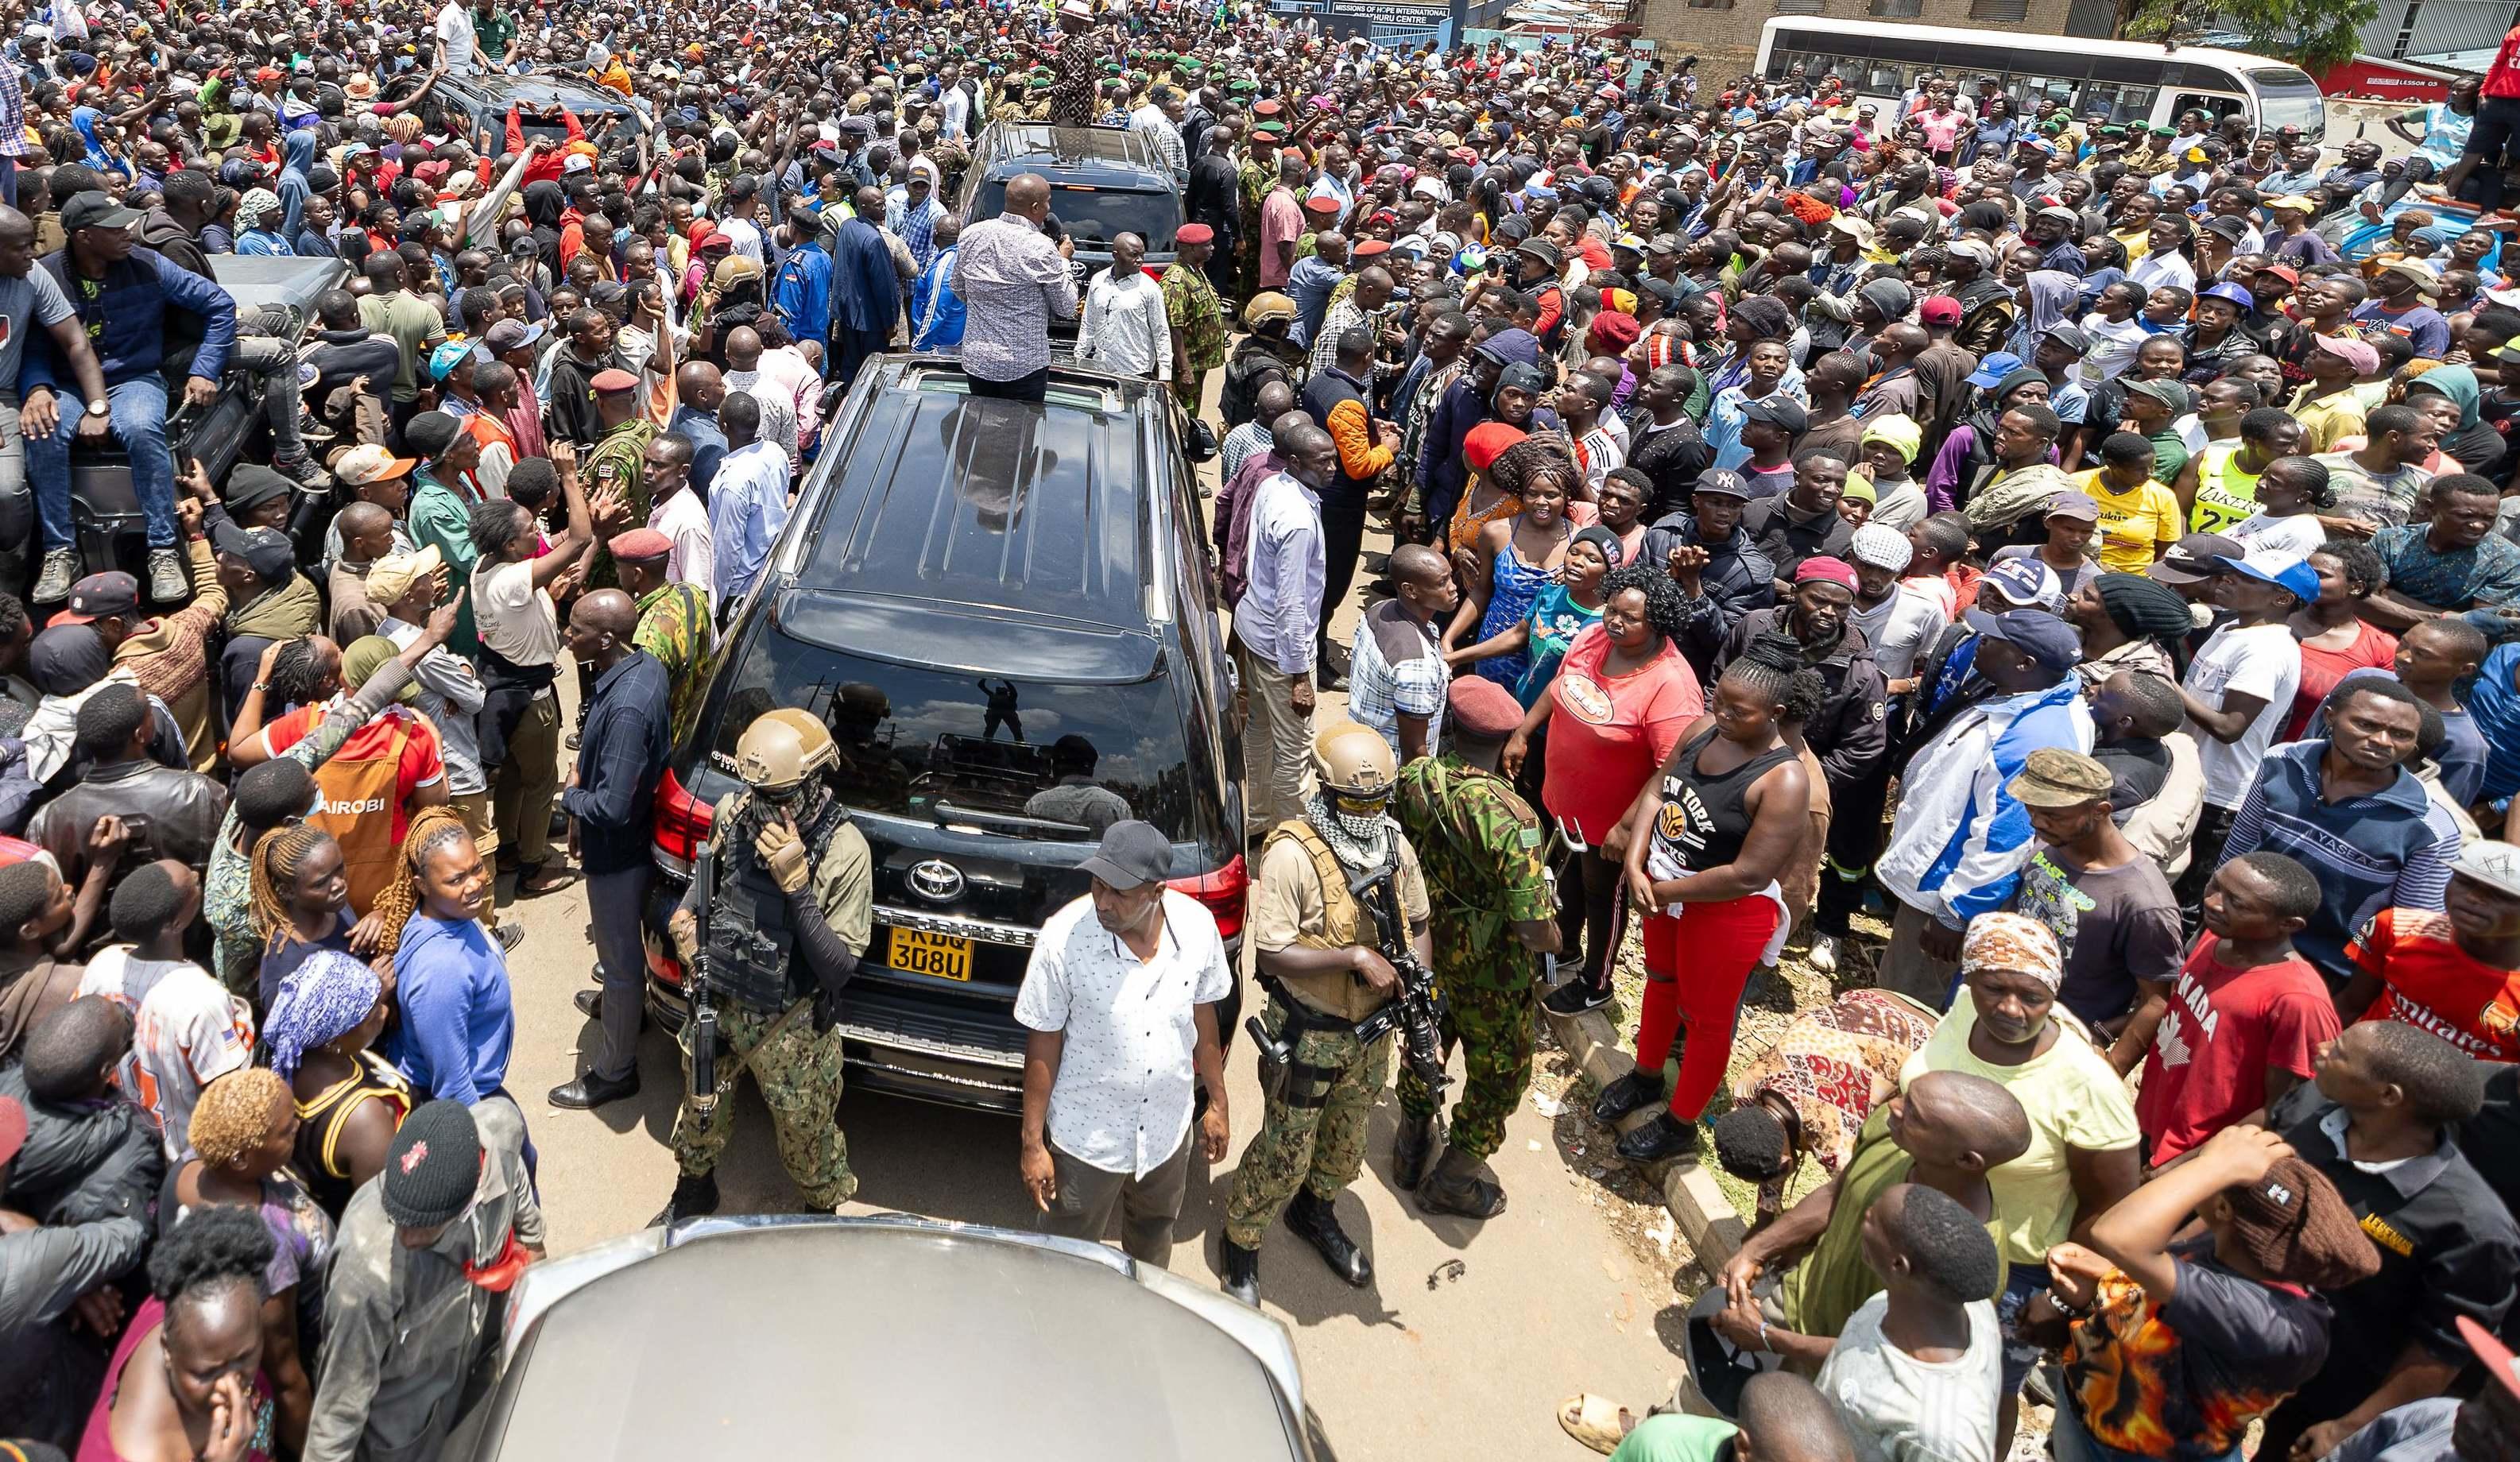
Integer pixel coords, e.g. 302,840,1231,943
29,376,175,549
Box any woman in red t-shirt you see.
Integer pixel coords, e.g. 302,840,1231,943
1506,563,1705,1017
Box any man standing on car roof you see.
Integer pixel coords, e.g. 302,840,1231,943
653,707,874,1223
1218,718,1434,1305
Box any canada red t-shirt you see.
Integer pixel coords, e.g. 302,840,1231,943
2348,907,2520,1062
1540,624,1705,845
2137,933,2340,1164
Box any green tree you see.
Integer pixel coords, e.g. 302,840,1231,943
2115,0,2376,70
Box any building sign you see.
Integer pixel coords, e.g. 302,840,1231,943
1268,0,1464,42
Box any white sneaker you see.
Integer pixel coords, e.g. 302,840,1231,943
1808,935,1837,974
145,547,188,603
30,548,75,604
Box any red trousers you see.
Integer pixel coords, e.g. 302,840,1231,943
1636,895,1779,1120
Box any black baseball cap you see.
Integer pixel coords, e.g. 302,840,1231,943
49,570,138,626
1079,819,1171,891
59,191,140,233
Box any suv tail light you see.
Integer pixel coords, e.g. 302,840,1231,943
652,768,716,868
1167,855,1248,942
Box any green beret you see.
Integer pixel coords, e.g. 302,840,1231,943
1227,78,1257,94
1100,61,1120,73
1031,76,1055,91
1254,119,1287,135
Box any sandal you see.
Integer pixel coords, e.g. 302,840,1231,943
517,863,582,897
1557,1394,1635,1456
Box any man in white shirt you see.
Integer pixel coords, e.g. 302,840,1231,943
1237,425,1339,833
1814,1183,2003,1462
2170,548,2309,922
1074,234,1172,382
939,71,971,140
1016,821,1231,1266
641,430,717,595
76,861,252,1159
435,0,481,75
1128,86,1188,178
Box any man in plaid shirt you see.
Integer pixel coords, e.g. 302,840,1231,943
1345,543,1456,762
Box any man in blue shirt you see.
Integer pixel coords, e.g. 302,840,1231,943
26,191,235,605
911,213,966,350
770,214,831,363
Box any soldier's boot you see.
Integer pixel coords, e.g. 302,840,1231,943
1415,1146,1507,1220
650,1172,720,1228
1591,1069,1666,1127
1219,1236,1261,1307
1391,1111,1442,1190
1285,1188,1372,1288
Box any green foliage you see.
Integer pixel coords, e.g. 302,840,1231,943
2118,0,2376,70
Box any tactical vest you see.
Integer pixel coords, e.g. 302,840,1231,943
703,790,846,1014
1264,821,1391,1025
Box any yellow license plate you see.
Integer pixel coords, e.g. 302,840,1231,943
889,927,974,981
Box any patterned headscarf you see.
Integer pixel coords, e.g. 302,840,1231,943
237,188,281,230
261,947,382,1079
1958,912,2062,992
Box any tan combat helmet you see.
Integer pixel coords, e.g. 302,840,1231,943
733,708,838,794
1312,717,1398,805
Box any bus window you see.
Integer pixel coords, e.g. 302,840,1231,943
2167,91,2245,129
2083,82,2156,126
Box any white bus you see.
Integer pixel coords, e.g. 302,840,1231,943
1755,18,2328,142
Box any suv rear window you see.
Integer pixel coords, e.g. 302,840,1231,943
971,179,1180,251
700,639,1221,846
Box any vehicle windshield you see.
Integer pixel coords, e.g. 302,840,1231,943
2246,68,2326,142
972,179,1179,251
1049,186,1180,250
701,647,1216,844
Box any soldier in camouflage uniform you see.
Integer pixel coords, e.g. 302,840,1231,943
654,708,874,1223
1218,719,1432,1305
1390,676,1559,1220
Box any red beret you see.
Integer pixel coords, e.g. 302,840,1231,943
609,528,672,562
590,369,641,393
1446,675,1524,740
1352,238,1391,257
1302,195,1342,216
1795,555,1859,591
1175,222,1214,245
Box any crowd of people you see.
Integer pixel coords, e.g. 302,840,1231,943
0,1,2512,1462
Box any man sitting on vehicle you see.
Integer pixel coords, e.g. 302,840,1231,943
24,191,238,607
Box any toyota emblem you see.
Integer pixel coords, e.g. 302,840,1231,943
908,860,966,903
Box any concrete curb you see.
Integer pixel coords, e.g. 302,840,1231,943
1543,1004,1746,1273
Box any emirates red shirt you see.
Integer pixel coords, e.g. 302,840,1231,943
2348,907,2520,1062
2137,934,2339,1164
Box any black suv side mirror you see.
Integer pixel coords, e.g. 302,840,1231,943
1183,416,1218,463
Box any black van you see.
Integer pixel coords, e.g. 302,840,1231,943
643,357,1243,1112
956,123,1185,338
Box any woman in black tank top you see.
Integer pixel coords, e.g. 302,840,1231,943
1592,632,1816,1163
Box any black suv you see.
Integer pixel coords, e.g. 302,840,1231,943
956,123,1183,337
644,357,1244,1112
